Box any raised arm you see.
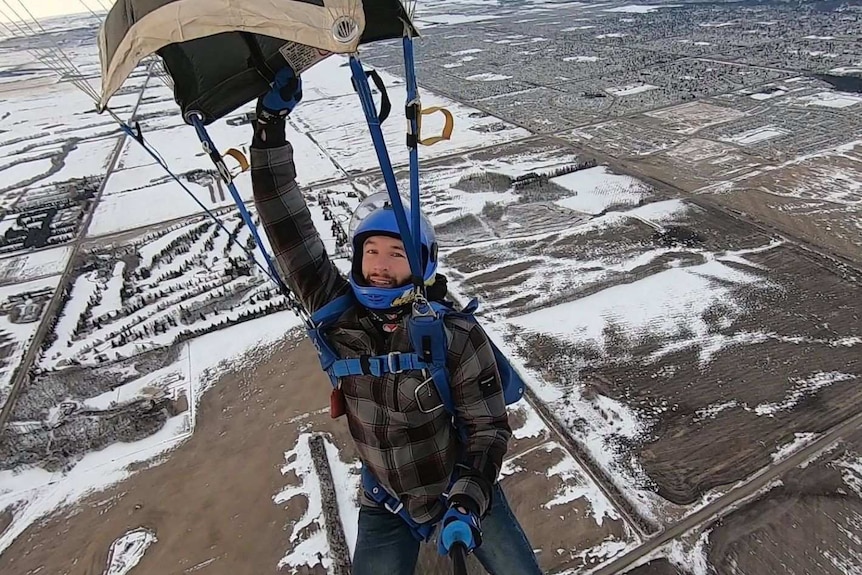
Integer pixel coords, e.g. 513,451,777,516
250,69,349,314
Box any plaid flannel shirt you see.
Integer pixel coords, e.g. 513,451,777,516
251,143,511,523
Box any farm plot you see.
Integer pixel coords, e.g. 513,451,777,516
642,101,747,136
704,426,862,574
0,276,59,410
741,140,862,206
562,120,685,158
699,106,861,161
0,245,72,285
430,175,861,528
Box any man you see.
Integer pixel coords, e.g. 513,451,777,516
251,67,541,575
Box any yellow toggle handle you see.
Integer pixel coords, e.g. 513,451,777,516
417,106,454,146
223,148,250,175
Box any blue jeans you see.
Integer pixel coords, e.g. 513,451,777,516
352,483,542,575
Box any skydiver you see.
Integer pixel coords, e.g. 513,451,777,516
250,66,542,575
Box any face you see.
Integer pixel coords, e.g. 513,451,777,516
361,235,412,288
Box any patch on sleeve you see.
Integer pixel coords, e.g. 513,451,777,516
479,374,498,393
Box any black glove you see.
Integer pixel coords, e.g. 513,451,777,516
253,67,303,148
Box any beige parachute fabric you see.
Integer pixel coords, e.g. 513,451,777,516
98,0,371,112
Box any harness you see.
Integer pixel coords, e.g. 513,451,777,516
307,292,526,540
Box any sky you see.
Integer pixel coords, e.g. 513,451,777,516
0,0,105,22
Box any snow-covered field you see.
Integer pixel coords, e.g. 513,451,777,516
0,275,60,406
721,126,790,146
606,83,659,97
0,246,71,285
552,166,647,214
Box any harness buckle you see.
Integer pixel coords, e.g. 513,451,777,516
415,372,445,414
387,351,403,374
385,500,404,514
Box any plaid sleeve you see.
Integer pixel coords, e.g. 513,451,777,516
447,321,512,516
251,143,349,314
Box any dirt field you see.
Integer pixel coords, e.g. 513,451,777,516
706,427,862,574
706,187,862,266
0,327,635,574
503,201,861,510
0,331,323,575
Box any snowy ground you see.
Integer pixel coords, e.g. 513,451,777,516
0,309,303,556
1,3,861,574
274,401,641,574
0,275,60,407
0,246,71,285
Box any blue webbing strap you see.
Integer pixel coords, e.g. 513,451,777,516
117,122,311,326
361,465,437,542
348,55,424,284
330,351,429,378
402,35,423,263
187,114,289,293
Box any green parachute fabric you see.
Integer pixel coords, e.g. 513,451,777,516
99,0,417,124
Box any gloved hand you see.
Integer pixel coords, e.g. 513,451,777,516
257,66,303,122
436,504,482,556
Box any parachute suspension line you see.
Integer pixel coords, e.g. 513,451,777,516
0,19,15,37
402,34,423,265
116,120,311,325
0,3,74,90
77,0,104,20
347,55,425,287
186,114,305,311
0,0,101,102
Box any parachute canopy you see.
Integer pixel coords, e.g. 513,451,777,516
99,0,417,123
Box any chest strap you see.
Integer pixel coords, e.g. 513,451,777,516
329,351,429,378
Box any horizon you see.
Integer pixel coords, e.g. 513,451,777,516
0,1,102,24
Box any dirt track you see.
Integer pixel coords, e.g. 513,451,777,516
0,332,329,575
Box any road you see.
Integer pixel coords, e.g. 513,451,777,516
0,64,156,431
590,407,862,574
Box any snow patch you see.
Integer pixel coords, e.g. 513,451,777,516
274,434,329,573
796,91,862,109
542,443,620,526
563,56,600,63
552,166,647,215
834,453,862,498
744,90,784,101
755,372,857,416
606,83,658,97
603,4,681,13
665,529,712,575
722,126,790,146
322,438,361,559
465,73,512,82
104,527,157,575
771,432,818,463
511,403,547,440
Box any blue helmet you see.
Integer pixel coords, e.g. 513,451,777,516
348,192,438,310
